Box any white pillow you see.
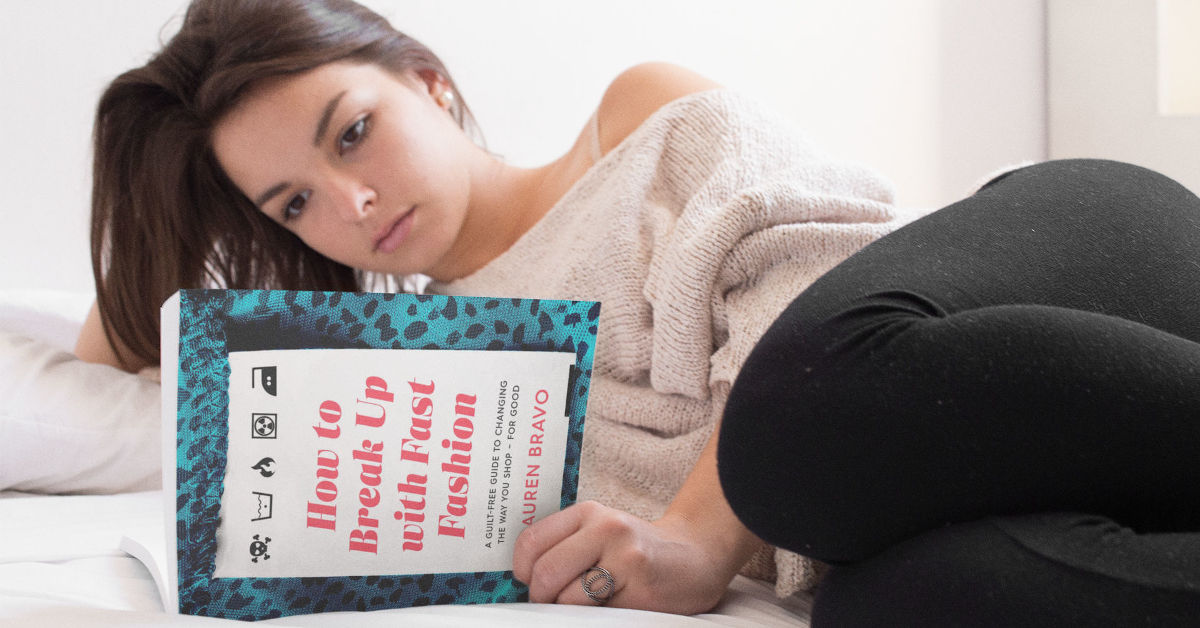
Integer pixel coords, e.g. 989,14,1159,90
0,289,93,352
0,291,160,494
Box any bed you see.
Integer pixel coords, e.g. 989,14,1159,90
0,290,812,627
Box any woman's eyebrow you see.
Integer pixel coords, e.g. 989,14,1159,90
255,182,290,209
313,90,348,147
251,90,350,210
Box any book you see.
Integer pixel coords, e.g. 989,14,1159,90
130,289,598,621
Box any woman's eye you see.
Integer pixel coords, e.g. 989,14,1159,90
339,117,370,152
283,190,310,221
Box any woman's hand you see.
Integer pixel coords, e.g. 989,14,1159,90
513,421,763,614
512,500,742,615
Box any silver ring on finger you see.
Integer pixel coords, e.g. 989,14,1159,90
581,566,616,605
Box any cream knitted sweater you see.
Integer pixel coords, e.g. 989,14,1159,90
429,89,919,596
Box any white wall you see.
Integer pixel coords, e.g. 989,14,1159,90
0,0,1046,292
1,0,191,292
1048,0,1200,195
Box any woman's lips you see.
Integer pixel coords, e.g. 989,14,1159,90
374,206,415,254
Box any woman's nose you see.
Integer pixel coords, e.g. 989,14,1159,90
331,176,377,223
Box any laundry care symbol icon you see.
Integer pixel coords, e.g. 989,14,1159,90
250,534,271,562
251,413,277,439
252,366,277,396
251,457,276,477
252,492,274,522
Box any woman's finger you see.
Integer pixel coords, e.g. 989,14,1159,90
554,563,624,607
512,501,593,584
548,508,646,606
526,522,607,603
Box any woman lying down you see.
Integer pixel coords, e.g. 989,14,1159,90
42,0,1200,624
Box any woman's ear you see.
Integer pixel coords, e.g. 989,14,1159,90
414,69,449,100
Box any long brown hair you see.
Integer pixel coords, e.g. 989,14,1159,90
91,0,477,368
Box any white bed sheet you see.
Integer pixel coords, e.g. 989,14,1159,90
0,492,811,627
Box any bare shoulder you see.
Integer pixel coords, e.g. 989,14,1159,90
595,62,723,156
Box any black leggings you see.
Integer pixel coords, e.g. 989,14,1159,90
717,160,1200,626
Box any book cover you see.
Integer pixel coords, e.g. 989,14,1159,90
159,289,598,621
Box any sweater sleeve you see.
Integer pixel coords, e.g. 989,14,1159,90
640,92,900,399
638,94,913,594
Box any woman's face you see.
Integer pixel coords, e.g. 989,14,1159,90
212,62,471,277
